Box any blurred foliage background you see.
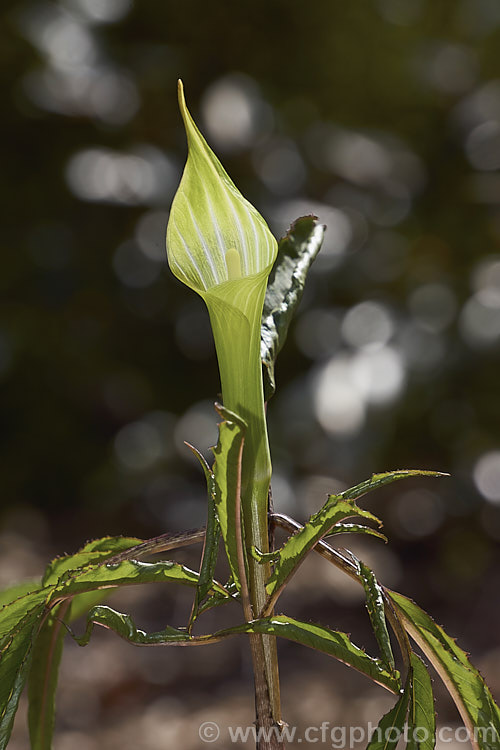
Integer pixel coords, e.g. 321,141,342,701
1,0,500,746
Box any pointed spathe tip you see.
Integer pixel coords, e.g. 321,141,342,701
176,78,193,135
177,79,186,109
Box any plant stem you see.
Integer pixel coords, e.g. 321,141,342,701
249,634,283,750
209,292,283,746
240,411,283,749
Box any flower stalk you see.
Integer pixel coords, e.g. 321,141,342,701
166,80,282,743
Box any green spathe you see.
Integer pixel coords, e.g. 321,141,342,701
166,79,277,445
166,81,279,710
167,80,277,297
166,79,277,589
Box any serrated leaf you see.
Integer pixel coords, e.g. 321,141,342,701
67,589,111,623
0,581,41,609
326,523,387,543
28,599,71,750
0,600,47,750
363,653,434,750
0,589,51,647
73,608,399,693
42,536,142,586
407,653,436,750
267,469,442,606
211,404,247,595
341,471,446,502
261,215,325,400
389,591,500,750
53,559,203,598
187,443,222,624
366,674,411,750
196,581,240,618
74,605,190,647
243,616,400,693
249,547,281,564
359,562,395,671
265,493,381,602
0,546,230,746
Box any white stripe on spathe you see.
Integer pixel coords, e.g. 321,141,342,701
185,202,221,287
204,188,227,263
171,215,208,290
224,189,249,276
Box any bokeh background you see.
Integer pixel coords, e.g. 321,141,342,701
1,0,500,747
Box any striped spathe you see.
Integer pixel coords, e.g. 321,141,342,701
166,80,277,296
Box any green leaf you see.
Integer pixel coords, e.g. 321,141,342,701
364,653,434,750
407,653,436,750
74,608,399,693
249,547,281,564
359,562,395,671
196,591,237,618
0,581,41,609
326,523,387,543
45,543,214,603
74,605,190,647
388,591,500,750
187,443,222,623
265,493,381,602
196,581,240,618
0,589,51,647
266,470,443,609
0,547,229,746
0,598,47,750
211,404,247,595
261,215,325,400
52,559,204,598
341,471,447,502
67,589,111,623
365,675,411,750
42,536,142,586
28,599,71,750
243,616,400,693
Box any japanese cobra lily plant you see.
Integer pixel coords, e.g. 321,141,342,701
1,81,499,750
